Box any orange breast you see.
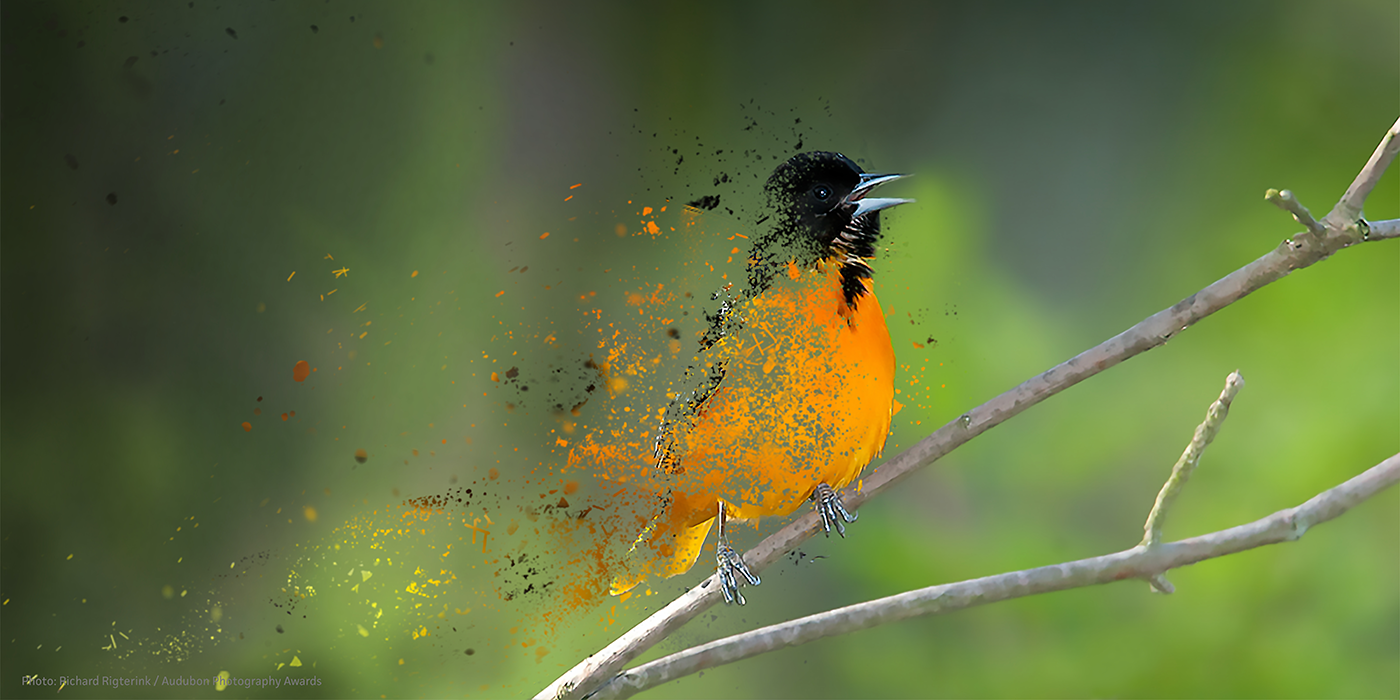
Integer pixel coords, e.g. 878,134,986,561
673,262,895,520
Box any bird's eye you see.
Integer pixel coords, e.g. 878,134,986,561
812,185,832,201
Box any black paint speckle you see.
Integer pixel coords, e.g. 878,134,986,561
687,195,720,211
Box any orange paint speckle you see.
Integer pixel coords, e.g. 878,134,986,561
563,481,579,495
241,422,252,432
539,232,550,240
569,183,582,189
411,270,419,278
495,291,505,297
293,360,311,382
281,413,289,421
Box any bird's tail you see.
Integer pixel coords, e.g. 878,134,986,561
609,490,717,596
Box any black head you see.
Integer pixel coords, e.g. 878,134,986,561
764,151,866,249
753,151,911,305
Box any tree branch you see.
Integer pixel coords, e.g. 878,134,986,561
1265,189,1323,236
1142,370,1244,548
1325,116,1400,229
590,454,1400,699
1362,217,1399,241
537,116,1400,700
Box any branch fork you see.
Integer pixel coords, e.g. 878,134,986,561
1135,370,1244,594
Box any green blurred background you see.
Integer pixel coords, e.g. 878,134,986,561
2,1,1397,698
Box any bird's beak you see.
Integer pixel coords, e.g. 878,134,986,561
846,172,914,219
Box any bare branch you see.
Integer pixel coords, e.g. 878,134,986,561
1265,189,1324,236
1325,116,1400,228
1142,370,1245,549
591,454,1400,699
1363,217,1399,241
537,118,1400,700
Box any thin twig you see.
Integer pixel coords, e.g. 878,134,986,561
1364,218,1399,241
1264,189,1324,236
537,117,1400,700
1325,116,1400,228
590,454,1400,699
1142,370,1245,548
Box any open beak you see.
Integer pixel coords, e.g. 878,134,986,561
846,172,914,220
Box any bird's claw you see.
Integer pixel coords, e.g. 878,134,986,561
716,540,760,605
812,482,858,538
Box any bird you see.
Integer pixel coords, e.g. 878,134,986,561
604,151,913,605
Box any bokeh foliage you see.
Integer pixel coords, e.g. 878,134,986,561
2,1,1396,698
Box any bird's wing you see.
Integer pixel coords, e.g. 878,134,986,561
651,281,753,474
652,357,728,474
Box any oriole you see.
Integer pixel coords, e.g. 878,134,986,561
605,151,911,604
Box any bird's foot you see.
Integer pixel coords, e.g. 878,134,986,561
716,539,760,605
812,482,858,538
